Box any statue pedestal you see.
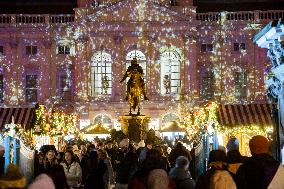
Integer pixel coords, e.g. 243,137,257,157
119,115,151,142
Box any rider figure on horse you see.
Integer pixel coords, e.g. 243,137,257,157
120,58,149,101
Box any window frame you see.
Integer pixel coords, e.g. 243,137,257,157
25,74,38,103
26,45,38,56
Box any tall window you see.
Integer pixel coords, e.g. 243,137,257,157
0,46,4,55
234,43,246,52
235,71,247,99
160,50,181,95
94,114,112,129
170,0,178,6
25,74,38,102
26,45,38,55
92,0,100,7
59,74,71,100
162,113,180,126
0,74,3,103
57,45,70,55
91,51,112,95
201,70,215,100
126,50,147,81
201,44,213,53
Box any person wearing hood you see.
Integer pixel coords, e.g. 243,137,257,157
169,156,195,189
236,135,284,189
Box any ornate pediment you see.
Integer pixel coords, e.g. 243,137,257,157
86,0,189,23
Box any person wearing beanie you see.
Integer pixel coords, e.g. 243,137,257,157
226,137,249,174
236,135,284,189
169,156,195,189
28,174,55,189
147,169,176,189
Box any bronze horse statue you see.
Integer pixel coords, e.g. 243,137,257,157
120,58,148,116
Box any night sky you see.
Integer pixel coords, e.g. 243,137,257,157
0,0,282,13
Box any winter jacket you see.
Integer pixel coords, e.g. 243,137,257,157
227,150,249,174
85,160,107,189
103,158,115,189
61,161,82,188
169,167,195,189
236,153,282,189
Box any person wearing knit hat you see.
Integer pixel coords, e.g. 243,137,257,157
226,137,249,174
148,169,176,189
28,174,55,189
236,135,284,189
169,156,195,189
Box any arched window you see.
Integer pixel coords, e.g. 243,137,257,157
160,50,181,95
91,51,112,95
201,69,215,100
93,114,112,129
162,113,180,126
126,50,147,81
234,67,247,100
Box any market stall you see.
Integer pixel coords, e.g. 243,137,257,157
80,123,111,140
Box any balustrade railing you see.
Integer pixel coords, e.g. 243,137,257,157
196,10,284,22
0,14,75,25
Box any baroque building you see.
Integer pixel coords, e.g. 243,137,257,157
0,0,282,130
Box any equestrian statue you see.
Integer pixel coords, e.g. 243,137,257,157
120,58,149,115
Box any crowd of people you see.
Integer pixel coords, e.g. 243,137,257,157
0,135,283,189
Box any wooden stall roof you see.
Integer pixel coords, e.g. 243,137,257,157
81,124,110,134
0,108,35,130
218,104,274,127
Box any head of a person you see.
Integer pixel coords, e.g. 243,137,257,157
0,145,5,157
176,142,183,149
80,145,87,155
148,169,170,189
96,141,104,150
28,174,55,189
176,156,190,170
46,150,56,162
146,142,153,150
97,149,108,160
131,58,138,65
226,137,239,152
209,149,226,164
249,135,269,155
119,138,129,151
49,164,68,189
64,150,75,163
106,141,113,149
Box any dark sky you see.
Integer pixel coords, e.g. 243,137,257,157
0,0,283,14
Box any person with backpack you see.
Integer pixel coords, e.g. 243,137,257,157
236,135,284,189
195,149,236,189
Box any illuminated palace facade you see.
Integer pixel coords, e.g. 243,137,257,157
0,0,282,129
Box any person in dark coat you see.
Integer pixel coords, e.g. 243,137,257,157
85,148,107,189
129,149,165,189
195,149,236,189
169,156,195,189
226,137,249,174
236,135,284,189
0,145,5,176
168,142,191,168
115,139,138,188
105,140,117,169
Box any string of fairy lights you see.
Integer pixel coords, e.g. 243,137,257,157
0,1,276,146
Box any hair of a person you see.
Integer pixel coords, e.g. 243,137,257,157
143,149,163,171
63,150,75,164
49,164,70,189
148,169,170,189
97,149,109,159
208,149,227,164
249,135,269,155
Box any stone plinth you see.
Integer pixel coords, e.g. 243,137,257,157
118,115,151,142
